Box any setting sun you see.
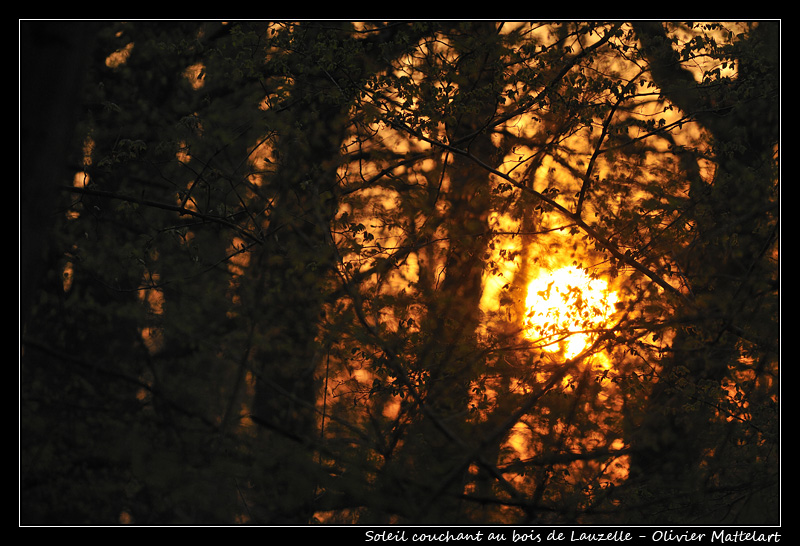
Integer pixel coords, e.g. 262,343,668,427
21,20,778,526
523,265,618,359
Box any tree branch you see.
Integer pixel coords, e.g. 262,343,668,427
61,184,268,245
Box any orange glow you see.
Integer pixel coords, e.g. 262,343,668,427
176,141,192,164
105,42,133,68
184,62,206,89
61,261,74,292
523,265,617,359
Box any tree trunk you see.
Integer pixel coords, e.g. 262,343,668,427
20,21,97,329
627,22,779,519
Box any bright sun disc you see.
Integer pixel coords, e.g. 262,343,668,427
523,265,617,359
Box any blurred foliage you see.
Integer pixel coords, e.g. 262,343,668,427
20,21,778,525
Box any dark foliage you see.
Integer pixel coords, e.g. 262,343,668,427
20,21,779,525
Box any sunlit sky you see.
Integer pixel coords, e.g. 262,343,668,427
523,265,618,359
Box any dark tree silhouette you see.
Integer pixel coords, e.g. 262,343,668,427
20,20,779,526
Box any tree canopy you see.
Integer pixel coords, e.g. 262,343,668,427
20,20,779,526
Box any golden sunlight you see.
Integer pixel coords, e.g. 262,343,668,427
523,265,617,359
